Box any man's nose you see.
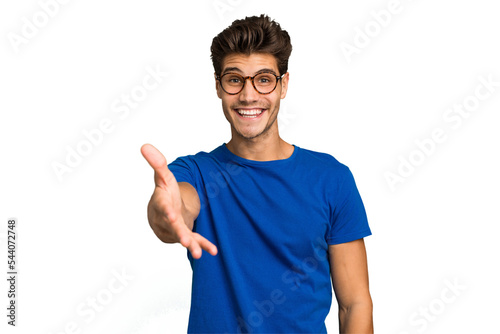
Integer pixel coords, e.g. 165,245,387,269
239,78,259,101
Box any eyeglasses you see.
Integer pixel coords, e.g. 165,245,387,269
216,72,284,95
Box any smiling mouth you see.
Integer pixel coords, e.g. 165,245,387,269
234,108,266,118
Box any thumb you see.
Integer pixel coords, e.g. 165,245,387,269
141,144,176,188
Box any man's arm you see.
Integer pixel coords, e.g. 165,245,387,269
329,238,373,334
141,144,217,259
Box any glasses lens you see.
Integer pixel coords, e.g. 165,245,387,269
254,73,277,94
221,74,244,94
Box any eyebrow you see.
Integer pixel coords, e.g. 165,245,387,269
222,67,278,75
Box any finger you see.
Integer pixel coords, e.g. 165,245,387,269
182,234,203,259
169,219,192,247
189,243,203,259
141,144,176,188
193,233,218,256
179,230,217,259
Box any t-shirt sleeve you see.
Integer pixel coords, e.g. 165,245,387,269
167,156,197,189
327,167,372,245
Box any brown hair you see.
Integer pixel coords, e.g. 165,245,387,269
210,14,292,76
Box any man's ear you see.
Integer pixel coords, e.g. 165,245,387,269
280,72,289,99
215,73,222,99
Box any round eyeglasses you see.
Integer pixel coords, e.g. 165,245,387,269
216,72,284,95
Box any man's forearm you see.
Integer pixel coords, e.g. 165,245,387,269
339,301,373,334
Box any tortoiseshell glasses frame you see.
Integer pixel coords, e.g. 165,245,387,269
216,72,284,95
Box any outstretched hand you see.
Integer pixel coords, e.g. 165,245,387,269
141,144,218,259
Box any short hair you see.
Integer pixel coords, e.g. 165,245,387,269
210,14,292,76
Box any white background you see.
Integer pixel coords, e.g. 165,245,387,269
1,0,499,333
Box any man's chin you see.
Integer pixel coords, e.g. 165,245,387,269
236,131,262,140
235,123,277,141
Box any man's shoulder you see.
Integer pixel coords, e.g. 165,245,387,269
296,146,349,172
172,144,225,162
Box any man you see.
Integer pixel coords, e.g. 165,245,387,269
141,14,373,333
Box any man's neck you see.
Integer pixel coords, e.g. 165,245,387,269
226,134,294,161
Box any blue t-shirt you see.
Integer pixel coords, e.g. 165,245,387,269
168,143,371,333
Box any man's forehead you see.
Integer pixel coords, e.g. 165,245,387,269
221,53,279,74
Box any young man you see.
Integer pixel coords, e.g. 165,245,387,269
141,14,373,333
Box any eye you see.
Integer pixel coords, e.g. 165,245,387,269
256,74,275,85
224,75,243,84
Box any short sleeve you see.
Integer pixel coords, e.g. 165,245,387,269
168,156,197,189
327,167,372,245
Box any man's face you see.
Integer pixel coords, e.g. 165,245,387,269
216,53,289,140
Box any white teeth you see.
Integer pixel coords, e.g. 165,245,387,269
237,109,263,116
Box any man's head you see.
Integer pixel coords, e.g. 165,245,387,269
211,15,292,141
210,14,292,77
